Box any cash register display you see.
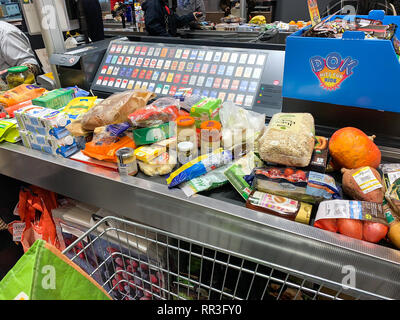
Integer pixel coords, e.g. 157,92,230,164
91,41,284,116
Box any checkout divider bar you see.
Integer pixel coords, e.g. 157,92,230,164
1,142,400,298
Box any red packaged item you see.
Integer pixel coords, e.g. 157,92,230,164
128,105,179,128
314,200,389,243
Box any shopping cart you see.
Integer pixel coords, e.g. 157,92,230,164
63,216,388,300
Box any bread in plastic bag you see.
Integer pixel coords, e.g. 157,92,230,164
258,113,315,167
0,84,46,108
81,89,156,131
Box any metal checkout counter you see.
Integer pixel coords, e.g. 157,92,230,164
1,4,400,301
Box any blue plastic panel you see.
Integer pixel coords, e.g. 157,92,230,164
283,11,400,113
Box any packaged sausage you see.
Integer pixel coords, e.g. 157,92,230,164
249,167,341,204
258,113,315,167
314,200,389,243
246,191,312,225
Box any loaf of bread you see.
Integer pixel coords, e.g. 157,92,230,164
81,90,156,131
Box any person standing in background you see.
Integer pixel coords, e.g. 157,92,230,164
142,0,202,36
219,0,257,21
81,0,105,42
0,21,40,76
176,0,206,19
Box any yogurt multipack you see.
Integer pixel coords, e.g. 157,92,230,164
14,105,71,139
20,129,78,158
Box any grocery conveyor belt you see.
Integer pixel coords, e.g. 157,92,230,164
103,27,290,44
1,142,400,299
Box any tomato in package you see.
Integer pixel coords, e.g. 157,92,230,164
128,105,180,127
314,200,389,243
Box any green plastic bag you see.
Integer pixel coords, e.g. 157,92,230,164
0,239,111,300
0,119,20,143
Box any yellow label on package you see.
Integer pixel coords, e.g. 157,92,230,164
352,167,383,194
134,145,166,163
63,96,97,120
308,0,321,26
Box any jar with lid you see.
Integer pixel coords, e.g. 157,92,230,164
6,66,35,89
177,141,195,165
176,115,198,156
200,120,222,155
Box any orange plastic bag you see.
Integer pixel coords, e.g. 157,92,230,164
0,84,46,108
9,186,60,252
82,135,136,162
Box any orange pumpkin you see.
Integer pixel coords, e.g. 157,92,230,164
329,127,381,169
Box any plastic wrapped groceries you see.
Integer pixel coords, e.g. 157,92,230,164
248,167,341,204
180,165,230,197
166,148,232,188
219,101,265,150
314,200,389,243
246,191,312,225
81,90,156,131
129,105,179,128
0,84,46,109
258,113,315,167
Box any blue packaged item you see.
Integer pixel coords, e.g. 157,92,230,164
106,122,131,136
166,149,233,188
66,86,90,98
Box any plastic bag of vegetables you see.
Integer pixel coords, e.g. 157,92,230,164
314,200,389,243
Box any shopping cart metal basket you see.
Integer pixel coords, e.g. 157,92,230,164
63,216,389,300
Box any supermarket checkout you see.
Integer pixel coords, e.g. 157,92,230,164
142,0,203,36
0,20,40,88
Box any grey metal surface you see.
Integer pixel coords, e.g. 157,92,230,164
1,142,400,299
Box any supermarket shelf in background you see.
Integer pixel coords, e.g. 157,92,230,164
1,142,400,299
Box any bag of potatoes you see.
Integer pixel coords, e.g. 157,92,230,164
81,90,156,131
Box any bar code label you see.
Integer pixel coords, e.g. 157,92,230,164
352,167,382,194
13,222,25,242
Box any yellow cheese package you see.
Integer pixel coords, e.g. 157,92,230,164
138,152,176,176
62,96,97,120
134,144,166,163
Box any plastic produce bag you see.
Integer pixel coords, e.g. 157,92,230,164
129,105,179,128
82,132,136,163
0,239,111,300
81,90,156,131
218,101,265,149
314,200,389,243
258,113,315,167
